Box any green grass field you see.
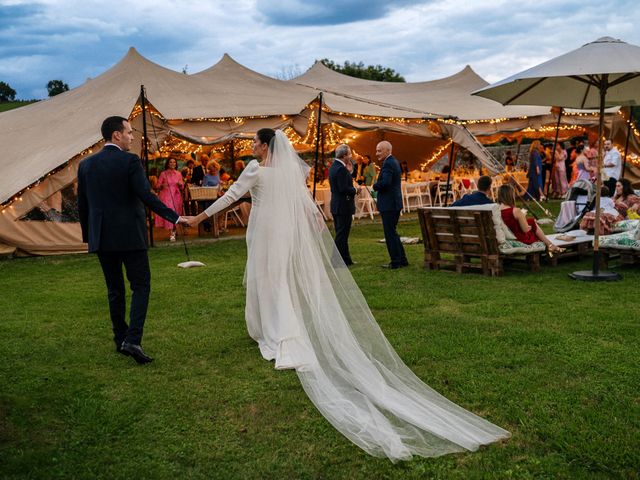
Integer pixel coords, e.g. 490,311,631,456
1,217,638,479
0,101,37,113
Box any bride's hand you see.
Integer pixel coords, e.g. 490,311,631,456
187,214,204,228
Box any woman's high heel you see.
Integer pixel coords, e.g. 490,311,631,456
546,244,565,257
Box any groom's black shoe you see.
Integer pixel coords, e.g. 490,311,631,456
120,342,153,364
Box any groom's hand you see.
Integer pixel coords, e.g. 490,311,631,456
177,216,192,226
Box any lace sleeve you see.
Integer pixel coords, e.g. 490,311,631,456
203,160,259,218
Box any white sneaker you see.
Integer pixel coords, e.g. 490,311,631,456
169,232,176,242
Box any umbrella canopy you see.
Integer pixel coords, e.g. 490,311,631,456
472,37,640,108
472,36,640,280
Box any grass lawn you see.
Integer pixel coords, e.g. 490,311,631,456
0,215,638,479
0,101,37,113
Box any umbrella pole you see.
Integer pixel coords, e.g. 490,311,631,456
570,79,621,281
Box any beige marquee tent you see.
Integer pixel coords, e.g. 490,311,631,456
0,48,491,256
1,48,638,256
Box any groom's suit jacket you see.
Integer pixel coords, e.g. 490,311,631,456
78,145,179,253
329,159,357,216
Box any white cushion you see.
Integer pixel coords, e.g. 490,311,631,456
448,204,516,243
600,230,640,250
611,219,640,233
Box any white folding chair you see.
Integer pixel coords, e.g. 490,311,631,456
435,182,455,206
402,183,423,212
224,205,245,229
420,182,433,207
355,186,376,220
315,199,328,221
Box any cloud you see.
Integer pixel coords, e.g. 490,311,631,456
1,0,640,99
254,0,425,26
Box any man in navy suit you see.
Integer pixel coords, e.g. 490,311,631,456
78,116,189,364
373,141,408,269
450,175,494,206
329,144,357,266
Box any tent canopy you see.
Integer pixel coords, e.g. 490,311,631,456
293,61,551,120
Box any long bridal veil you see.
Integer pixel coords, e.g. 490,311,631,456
254,131,509,461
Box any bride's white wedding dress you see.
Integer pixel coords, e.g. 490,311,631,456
204,131,509,461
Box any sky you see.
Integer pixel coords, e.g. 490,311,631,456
1,0,639,99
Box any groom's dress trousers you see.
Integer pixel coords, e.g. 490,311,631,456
78,145,179,346
329,159,357,265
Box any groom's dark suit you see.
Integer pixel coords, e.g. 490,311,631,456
373,154,408,268
329,158,357,265
78,145,180,349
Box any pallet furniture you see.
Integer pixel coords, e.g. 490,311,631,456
545,232,594,266
599,224,640,268
417,206,545,276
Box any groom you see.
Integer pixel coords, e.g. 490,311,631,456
77,116,189,364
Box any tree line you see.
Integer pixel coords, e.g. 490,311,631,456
0,79,69,102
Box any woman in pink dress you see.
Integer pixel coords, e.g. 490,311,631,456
156,157,184,241
498,184,563,254
552,143,568,197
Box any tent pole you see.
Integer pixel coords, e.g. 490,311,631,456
622,106,633,178
313,93,323,200
140,85,154,248
443,141,456,206
546,107,563,198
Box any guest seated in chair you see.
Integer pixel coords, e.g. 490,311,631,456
498,184,563,255
451,175,494,206
580,179,639,234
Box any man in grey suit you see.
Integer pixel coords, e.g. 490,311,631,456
373,141,408,269
78,116,189,364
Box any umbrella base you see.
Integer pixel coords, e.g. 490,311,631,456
569,270,621,281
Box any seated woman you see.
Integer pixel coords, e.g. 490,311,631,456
203,161,221,187
580,178,640,234
497,184,564,254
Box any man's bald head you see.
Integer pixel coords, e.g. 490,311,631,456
376,141,392,162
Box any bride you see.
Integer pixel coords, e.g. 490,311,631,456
187,129,509,461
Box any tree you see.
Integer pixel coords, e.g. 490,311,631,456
319,59,405,82
0,81,17,102
47,80,69,97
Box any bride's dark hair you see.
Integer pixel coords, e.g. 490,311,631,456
256,128,276,148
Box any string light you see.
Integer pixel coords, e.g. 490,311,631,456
0,142,102,211
420,139,453,171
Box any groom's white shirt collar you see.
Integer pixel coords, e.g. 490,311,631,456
104,142,122,150
334,158,346,167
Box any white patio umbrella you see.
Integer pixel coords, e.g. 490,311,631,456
473,36,640,281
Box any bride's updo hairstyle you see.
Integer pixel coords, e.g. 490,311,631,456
256,128,276,149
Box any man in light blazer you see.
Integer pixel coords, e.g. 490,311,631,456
373,141,408,269
328,144,357,266
78,116,189,364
